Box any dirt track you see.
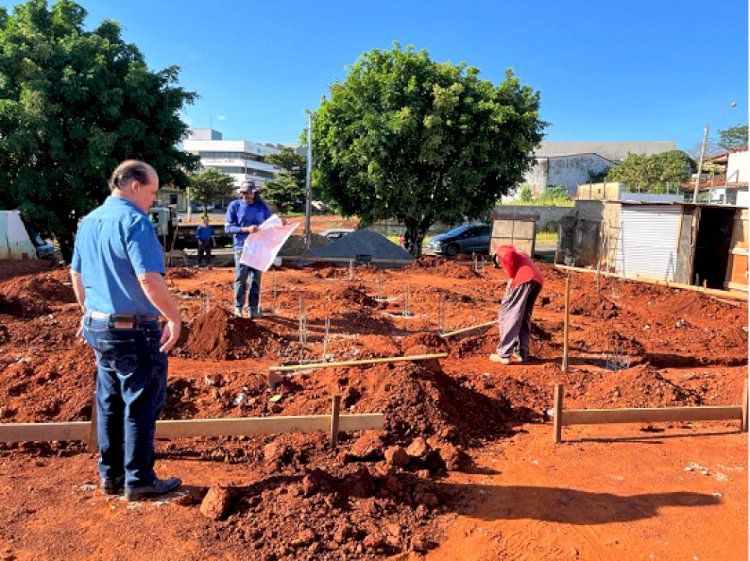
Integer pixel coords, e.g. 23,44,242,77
0,253,747,561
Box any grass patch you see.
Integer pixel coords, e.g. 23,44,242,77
535,231,558,243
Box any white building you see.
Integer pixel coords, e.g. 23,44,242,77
520,140,679,197
690,148,750,206
183,128,282,188
524,153,617,196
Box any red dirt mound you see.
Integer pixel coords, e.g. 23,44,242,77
411,257,482,279
0,270,76,317
177,307,286,359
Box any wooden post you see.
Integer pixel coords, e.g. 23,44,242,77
562,274,571,372
87,394,97,453
742,379,748,433
330,395,341,449
553,384,563,444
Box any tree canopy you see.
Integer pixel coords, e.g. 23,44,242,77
188,168,235,215
263,147,306,211
0,0,198,259
311,44,545,254
606,150,696,193
717,124,748,151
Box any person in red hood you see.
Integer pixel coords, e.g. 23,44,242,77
490,245,544,364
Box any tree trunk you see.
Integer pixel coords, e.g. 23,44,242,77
58,231,74,264
404,221,435,258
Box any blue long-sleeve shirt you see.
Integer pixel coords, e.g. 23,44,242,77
195,225,214,242
225,198,272,250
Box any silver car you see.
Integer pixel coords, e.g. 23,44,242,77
422,223,491,257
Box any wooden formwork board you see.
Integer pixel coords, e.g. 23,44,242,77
555,264,748,301
552,383,747,443
0,413,384,444
269,353,448,372
440,321,496,338
561,406,743,426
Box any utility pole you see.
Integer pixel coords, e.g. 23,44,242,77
692,101,737,203
692,124,710,203
305,111,313,249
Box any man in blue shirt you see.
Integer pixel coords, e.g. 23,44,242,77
225,179,272,318
195,217,215,268
71,160,182,501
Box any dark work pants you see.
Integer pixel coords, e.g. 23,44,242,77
83,315,167,488
497,281,542,359
197,241,212,266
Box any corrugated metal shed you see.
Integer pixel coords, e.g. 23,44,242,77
617,204,682,280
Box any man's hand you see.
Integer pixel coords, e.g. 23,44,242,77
242,225,259,234
159,319,182,353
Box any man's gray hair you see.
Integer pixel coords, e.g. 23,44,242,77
109,160,154,192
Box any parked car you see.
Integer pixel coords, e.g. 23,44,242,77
32,234,55,260
320,228,354,240
422,223,491,257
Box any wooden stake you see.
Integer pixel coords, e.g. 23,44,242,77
562,274,571,373
269,353,448,373
742,379,748,433
553,384,563,444
330,395,341,449
439,320,496,339
87,394,97,453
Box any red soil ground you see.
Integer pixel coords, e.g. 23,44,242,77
0,254,747,561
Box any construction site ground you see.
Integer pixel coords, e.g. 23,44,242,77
0,235,747,560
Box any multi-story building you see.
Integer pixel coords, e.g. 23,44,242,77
183,128,282,189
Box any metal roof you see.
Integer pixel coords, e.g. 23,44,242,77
535,141,677,161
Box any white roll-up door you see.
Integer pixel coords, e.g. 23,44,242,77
618,205,681,280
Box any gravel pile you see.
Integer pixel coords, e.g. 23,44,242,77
279,234,330,256
303,229,413,267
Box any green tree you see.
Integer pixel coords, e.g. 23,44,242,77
0,0,198,260
607,151,695,193
266,146,306,187
651,150,696,193
717,124,748,150
188,168,235,215
519,185,533,203
311,44,545,256
262,172,302,212
264,146,306,211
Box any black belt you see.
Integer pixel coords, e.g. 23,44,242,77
86,310,159,329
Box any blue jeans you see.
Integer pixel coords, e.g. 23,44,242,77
82,314,167,488
234,250,262,312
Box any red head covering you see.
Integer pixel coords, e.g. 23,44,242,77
495,245,544,289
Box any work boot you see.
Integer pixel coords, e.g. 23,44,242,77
489,353,512,364
125,477,182,501
489,353,524,364
100,475,124,496
250,308,263,319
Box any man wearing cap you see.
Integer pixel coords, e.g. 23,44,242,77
225,179,272,317
70,160,182,501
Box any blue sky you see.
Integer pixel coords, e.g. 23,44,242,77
3,0,748,151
